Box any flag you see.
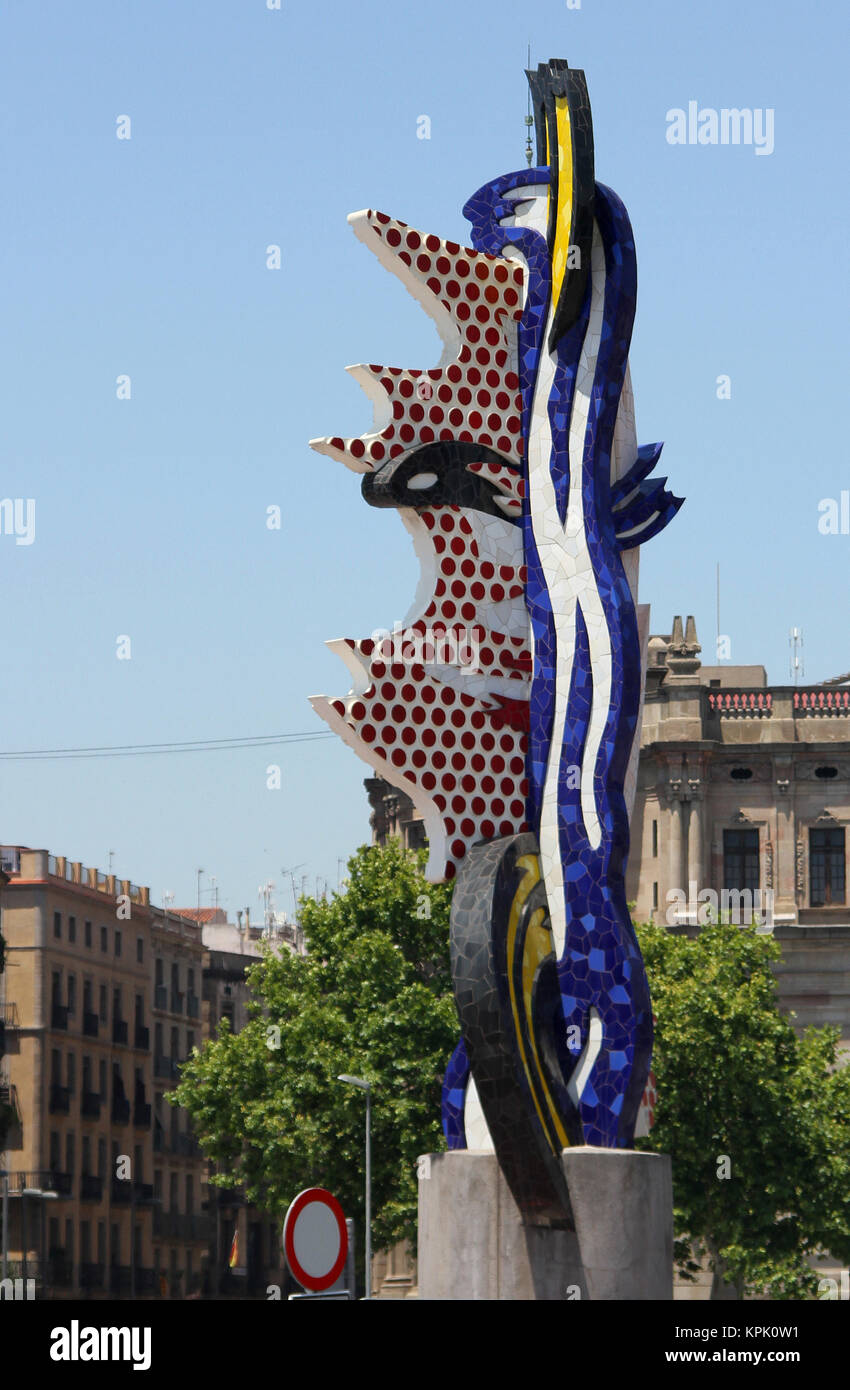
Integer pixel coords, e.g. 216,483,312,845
228,1225,239,1269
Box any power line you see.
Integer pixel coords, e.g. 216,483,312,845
0,731,336,762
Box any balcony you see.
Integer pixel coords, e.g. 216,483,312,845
81,1090,101,1119
111,1178,131,1204
112,1096,131,1125
112,1018,129,1046
0,1080,20,1123
187,994,200,1020
80,1263,105,1290
51,1003,69,1031
134,1024,150,1051
170,991,184,1015
109,1266,132,1295
48,1170,74,1197
49,1083,71,1115
190,1213,211,1242
1,1001,19,1032
134,1181,154,1204
47,1252,73,1288
80,1174,103,1202
154,984,168,1011
136,1267,157,1295
174,1132,201,1158
82,1011,99,1038
133,1102,152,1128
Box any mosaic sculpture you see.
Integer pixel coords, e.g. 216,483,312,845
311,60,682,1225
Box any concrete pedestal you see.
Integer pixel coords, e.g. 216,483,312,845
417,1152,586,1300
417,1148,672,1300
560,1146,673,1300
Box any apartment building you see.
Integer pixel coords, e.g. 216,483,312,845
184,908,289,1297
0,847,206,1298
150,906,207,1298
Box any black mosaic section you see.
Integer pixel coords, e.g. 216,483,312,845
361,441,521,524
524,59,595,352
450,832,580,1226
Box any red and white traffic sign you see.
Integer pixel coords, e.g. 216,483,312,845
283,1188,348,1292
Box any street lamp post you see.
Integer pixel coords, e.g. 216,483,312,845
337,1074,372,1300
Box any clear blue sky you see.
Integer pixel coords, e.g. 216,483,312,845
0,0,847,917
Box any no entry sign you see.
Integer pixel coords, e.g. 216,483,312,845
283,1188,348,1292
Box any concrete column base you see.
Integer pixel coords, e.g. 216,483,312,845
417,1147,672,1300
561,1146,673,1300
417,1153,586,1300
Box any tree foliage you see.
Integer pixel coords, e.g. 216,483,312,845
172,840,457,1254
636,919,850,1299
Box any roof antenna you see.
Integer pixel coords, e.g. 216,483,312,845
525,43,534,166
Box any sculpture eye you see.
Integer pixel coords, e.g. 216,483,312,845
407,472,438,491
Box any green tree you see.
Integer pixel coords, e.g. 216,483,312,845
636,918,850,1299
172,839,457,1260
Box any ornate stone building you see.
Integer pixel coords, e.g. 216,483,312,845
627,617,850,1047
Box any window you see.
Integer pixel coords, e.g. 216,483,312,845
65,1133,75,1175
810,828,845,907
54,911,62,939
136,936,144,964
111,1224,120,1267
82,1136,91,1174
99,985,108,1023
82,1055,91,1091
80,1221,91,1264
50,1130,60,1170
651,820,658,857
113,986,122,1022
100,927,108,953
83,979,93,1014
115,930,122,958
97,1222,106,1266
51,1049,61,1085
815,766,838,780
98,1139,106,1179
99,1060,107,1097
730,767,753,781
155,958,164,986
65,1218,74,1262
67,1053,75,1094
84,919,92,948
68,915,76,944
723,829,760,895
135,993,144,1026
67,974,76,1015
51,971,61,1007
652,882,659,910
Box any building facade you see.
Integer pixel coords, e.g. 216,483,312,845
627,617,850,1048
0,847,162,1296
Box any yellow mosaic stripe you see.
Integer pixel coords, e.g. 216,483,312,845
506,855,570,1152
550,95,574,316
